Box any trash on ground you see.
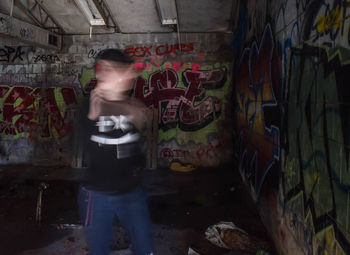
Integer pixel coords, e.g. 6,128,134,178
64,236,75,244
170,161,197,172
82,247,89,254
52,223,83,229
188,247,201,255
205,221,271,253
205,221,247,249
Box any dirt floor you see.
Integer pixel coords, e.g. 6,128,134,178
0,164,276,255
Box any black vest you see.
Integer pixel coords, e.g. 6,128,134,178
79,98,145,193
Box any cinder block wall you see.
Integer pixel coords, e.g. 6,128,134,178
232,0,350,254
0,32,233,167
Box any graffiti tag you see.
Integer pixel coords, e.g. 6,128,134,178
125,43,194,58
33,54,60,63
235,24,280,196
135,67,226,131
0,46,25,62
0,86,77,140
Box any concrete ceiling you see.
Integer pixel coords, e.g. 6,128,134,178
0,0,235,35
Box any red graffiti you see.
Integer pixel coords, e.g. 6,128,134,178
134,67,226,131
125,43,194,58
0,86,77,139
83,79,97,94
134,62,146,72
125,45,153,58
160,148,174,158
191,63,201,72
160,143,222,162
172,62,182,72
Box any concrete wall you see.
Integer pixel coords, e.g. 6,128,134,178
0,30,233,167
232,0,350,254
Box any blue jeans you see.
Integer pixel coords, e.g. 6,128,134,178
78,186,154,255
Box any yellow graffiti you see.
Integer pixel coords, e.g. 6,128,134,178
316,8,345,33
314,226,347,255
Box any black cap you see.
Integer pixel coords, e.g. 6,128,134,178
95,48,134,64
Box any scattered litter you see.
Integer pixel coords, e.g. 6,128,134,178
170,161,197,172
188,247,201,255
82,247,89,254
64,236,75,244
35,182,49,224
205,221,247,249
52,223,83,229
205,221,271,253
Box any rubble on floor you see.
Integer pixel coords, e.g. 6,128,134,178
0,164,276,255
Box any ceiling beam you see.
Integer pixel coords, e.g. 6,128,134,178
0,12,61,49
14,0,64,34
34,0,65,33
14,0,42,26
92,0,120,32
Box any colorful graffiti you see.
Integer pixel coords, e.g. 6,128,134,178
0,86,77,140
284,44,350,255
87,43,195,60
160,143,222,163
303,0,350,47
135,67,226,131
234,1,350,253
234,24,281,197
80,61,232,166
158,135,231,167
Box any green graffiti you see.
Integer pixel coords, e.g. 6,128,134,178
80,67,95,89
286,44,350,253
0,85,77,141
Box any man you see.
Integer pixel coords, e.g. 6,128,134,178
78,49,154,255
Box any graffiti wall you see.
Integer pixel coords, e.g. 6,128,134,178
0,41,80,164
134,62,232,167
233,0,350,254
0,31,233,166
80,60,232,167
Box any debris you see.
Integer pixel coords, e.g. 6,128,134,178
188,247,201,255
205,221,247,249
205,221,271,253
35,182,49,224
52,223,82,229
82,247,89,254
64,236,75,244
170,161,197,172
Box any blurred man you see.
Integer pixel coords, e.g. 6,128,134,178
78,49,154,255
